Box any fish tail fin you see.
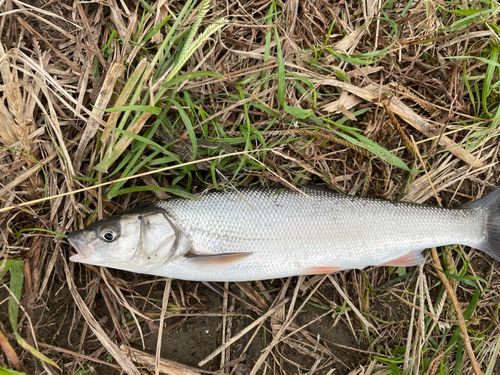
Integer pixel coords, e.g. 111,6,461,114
465,188,500,262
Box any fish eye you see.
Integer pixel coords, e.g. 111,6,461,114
100,226,118,242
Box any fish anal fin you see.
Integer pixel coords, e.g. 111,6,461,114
381,250,425,267
301,266,343,275
185,252,252,268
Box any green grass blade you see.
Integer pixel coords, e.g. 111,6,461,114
0,366,26,375
485,333,500,375
463,62,477,115
142,15,171,43
171,99,197,159
313,116,411,171
445,288,480,351
283,105,313,119
13,332,60,370
440,269,488,289
261,3,273,84
0,259,15,280
274,26,285,107
447,9,482,16
482,45,499,117
16,228,66,238
8,260,23,331
448,6,499,32
99,105,162,116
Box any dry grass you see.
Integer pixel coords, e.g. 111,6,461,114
0,0,499,374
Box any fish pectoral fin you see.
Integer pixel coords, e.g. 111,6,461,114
184,252,253,268
380,250,425,267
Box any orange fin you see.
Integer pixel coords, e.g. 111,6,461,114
381,250,425,267
301,266,343,275
185,252,252,268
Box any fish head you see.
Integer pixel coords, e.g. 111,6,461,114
68,206,180,270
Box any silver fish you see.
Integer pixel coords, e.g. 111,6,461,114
68,187,500,281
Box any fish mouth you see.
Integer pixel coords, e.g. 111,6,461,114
68,233,94,262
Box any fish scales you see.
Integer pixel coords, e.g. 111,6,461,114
153,189,485,280
68,187,500,282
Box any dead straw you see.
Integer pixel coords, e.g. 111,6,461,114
411,136,482,375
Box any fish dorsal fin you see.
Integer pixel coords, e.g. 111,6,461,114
381,249,425,267
184,252,252,268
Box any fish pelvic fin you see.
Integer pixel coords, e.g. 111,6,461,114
381,249,425,267
465,188,500,262
184,252,253,269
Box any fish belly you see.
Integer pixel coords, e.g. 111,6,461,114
156,189,487,281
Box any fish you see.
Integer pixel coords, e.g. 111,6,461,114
67,187,500,282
